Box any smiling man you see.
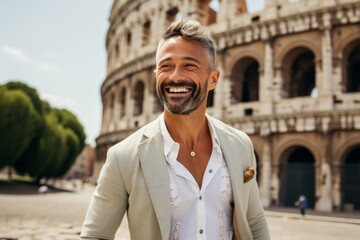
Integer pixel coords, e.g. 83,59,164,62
81,19,270,240
155,34,215,115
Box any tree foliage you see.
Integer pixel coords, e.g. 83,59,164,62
53,108,86,150
0,81,86,179
0,87,40,168
14,112,66,178
5,81,44,116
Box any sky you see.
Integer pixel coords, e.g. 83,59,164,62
0,0,264,146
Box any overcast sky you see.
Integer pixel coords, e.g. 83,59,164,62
0,0,264,146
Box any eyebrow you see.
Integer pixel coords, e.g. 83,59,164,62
182,56,201,64
157,56,201,66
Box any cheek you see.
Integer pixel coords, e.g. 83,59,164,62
155,73,164,85
156,77,167,94
156,71,168,82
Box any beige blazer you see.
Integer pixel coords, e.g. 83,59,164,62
80,116,270,240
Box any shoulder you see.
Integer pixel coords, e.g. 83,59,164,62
208,116,252,143
108,117,161,158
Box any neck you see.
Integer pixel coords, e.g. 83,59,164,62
163,109,208,149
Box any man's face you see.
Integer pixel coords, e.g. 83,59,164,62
154,36,217,115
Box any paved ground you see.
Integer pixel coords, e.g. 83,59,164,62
0,180,90,240
1,179,359,240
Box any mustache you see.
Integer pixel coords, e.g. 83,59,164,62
161,80,197,88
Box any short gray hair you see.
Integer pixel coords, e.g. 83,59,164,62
158,19,216,69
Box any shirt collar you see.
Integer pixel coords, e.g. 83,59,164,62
159,113,176,158
206,113,221,153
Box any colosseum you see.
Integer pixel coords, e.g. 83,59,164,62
95,0,360,213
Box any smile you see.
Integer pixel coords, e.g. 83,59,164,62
166,87,192,93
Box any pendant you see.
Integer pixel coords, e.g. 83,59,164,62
190,151,196,157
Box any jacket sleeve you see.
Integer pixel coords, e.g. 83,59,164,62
246,151,271,240
80,147,128,240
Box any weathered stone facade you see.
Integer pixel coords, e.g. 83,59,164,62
96,0,360,212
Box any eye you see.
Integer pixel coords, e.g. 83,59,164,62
184,63,197,70
158,64,172,71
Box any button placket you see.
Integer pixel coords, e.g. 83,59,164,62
197,188,206,240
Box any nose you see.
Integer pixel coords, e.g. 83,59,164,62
168,66,185,82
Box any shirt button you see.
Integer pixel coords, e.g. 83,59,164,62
209,169,213,173
199,196,202,200
199,229,203,234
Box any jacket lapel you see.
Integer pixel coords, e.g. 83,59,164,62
211,117,253,238
210,119,244,195
138,119,171,240
217,132,244,198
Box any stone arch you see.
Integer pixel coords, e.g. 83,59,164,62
132,80,145,116
333,136,360,211
148,69,163,113
119,86,127,118
109,91,115,116
102,88,117,132
342,38,360,93
108,36,121,70
230,56,260,103
280,47,316,98
225,50,263,76
274,137,320,166
341,144,360,210
275,39,320,67
101,91,109,119
278,145,316,208
125,28,132,55
334,31,360,59
142,17,152,46
333,135,360,166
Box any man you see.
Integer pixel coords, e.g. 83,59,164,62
81,19,270,240
297,194,308,216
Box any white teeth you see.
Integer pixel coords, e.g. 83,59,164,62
169,87,190,93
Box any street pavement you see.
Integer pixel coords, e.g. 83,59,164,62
1,180,359,240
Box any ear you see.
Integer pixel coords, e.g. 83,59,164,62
208,69,220,90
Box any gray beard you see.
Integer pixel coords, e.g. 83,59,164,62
157,76,210,115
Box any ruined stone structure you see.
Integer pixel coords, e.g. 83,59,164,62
96,0,360,212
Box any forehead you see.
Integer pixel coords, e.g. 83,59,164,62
156,36,209,64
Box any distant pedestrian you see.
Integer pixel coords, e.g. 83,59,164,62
38,185,48,194
295,194,308,216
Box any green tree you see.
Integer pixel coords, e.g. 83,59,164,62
52,108,86,177
14,107,86,179
0,87,40,169
5,81,44,116
55,128,80,177
1,80,86,180
54,109,86,150
6,82,46,177
14,112,67,178
39,113,69,178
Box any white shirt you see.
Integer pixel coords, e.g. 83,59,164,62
160,114,234,240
